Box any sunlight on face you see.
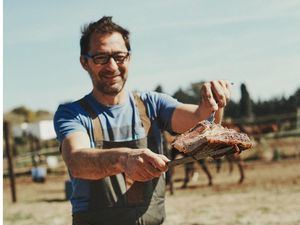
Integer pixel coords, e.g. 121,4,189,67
87,32,130,96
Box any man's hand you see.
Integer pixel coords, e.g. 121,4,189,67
171,80,231,133
122,148,170,182
199,80,231,114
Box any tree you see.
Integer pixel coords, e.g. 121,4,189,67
171,81,299,122
239,83,253,121
35,110,53,120
154,85,164,93
190,82,205,104
173,88,194,104
224,100,239,119
4,107,53,124
11,106,34,122
172,81,206,104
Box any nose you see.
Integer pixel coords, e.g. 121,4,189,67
105,57,119,72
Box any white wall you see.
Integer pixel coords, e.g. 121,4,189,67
12,120,56,140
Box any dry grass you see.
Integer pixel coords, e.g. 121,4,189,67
4,158,300,225
164,159,300,225
3,138,300,225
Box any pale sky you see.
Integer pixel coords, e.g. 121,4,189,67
3,0,300,112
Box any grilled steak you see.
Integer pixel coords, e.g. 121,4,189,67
172,120,253,156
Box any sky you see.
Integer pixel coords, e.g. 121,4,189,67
3,0,300,113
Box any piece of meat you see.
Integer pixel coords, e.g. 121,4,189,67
172,120,253,156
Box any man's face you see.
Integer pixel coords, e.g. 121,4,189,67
81,32,130,96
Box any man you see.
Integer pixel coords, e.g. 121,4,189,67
54,16,231,225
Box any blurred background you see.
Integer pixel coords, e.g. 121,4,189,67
3,1,300,225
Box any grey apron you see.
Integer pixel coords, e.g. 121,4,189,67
73,93,166,225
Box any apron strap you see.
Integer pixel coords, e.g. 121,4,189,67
78,93,151,142
75,95,165,221
133,92,151,135
78,98,104,142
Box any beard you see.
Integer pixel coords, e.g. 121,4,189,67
92,71,127,96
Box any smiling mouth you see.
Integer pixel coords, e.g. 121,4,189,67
102,74,122,83
104,74,119,78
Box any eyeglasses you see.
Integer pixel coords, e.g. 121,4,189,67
84,51,130,65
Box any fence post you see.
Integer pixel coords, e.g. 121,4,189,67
4,121,17,203
29,134,38,168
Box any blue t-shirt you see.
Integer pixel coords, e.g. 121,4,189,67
53,90,180,212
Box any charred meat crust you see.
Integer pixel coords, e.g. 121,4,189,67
172,120,253,154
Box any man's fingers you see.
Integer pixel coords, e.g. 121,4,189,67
210,81,227,108
157,154,170,163
219,80,231,101
201,80,231,109
143,162,162,177
125,161,156,182
130,170,150,182
201,83,218,111
125,149,169,182
142,150,168,172
129,162,162,182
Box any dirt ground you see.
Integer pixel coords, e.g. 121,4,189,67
3,158,300,225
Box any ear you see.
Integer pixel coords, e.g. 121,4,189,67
80,56,89,71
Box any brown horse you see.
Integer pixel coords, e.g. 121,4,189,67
166,151,245,195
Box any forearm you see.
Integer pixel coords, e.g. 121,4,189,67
63,147,129,180
172,104,225,133
60,131,170,182
172,104,205,133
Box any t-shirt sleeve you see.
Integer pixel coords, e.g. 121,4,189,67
142,91,182,133
53,103,88,142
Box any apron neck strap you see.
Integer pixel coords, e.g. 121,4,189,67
78,98,104,142
132,92,151,135
78,93,151,143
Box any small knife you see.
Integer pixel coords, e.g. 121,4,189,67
206,111,216,123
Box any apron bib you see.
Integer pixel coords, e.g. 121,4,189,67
73,93,166,225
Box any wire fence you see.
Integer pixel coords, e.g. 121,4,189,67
3,111,300,176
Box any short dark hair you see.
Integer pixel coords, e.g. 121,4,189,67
80,16,131,55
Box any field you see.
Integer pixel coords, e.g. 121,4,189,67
4,157,300,225
165,159,300,225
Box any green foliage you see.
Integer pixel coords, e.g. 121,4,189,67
172,81,205,104
154,85,164,93
224,101,240,119
153,82,300,120
253,89,300,117
239,83,253,120
173,88,195,104
4,107,53,124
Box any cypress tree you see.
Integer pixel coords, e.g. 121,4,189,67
239,83,253,121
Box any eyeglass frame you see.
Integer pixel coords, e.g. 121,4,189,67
83,51,131,65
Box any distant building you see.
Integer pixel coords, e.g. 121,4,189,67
13,120,56,140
